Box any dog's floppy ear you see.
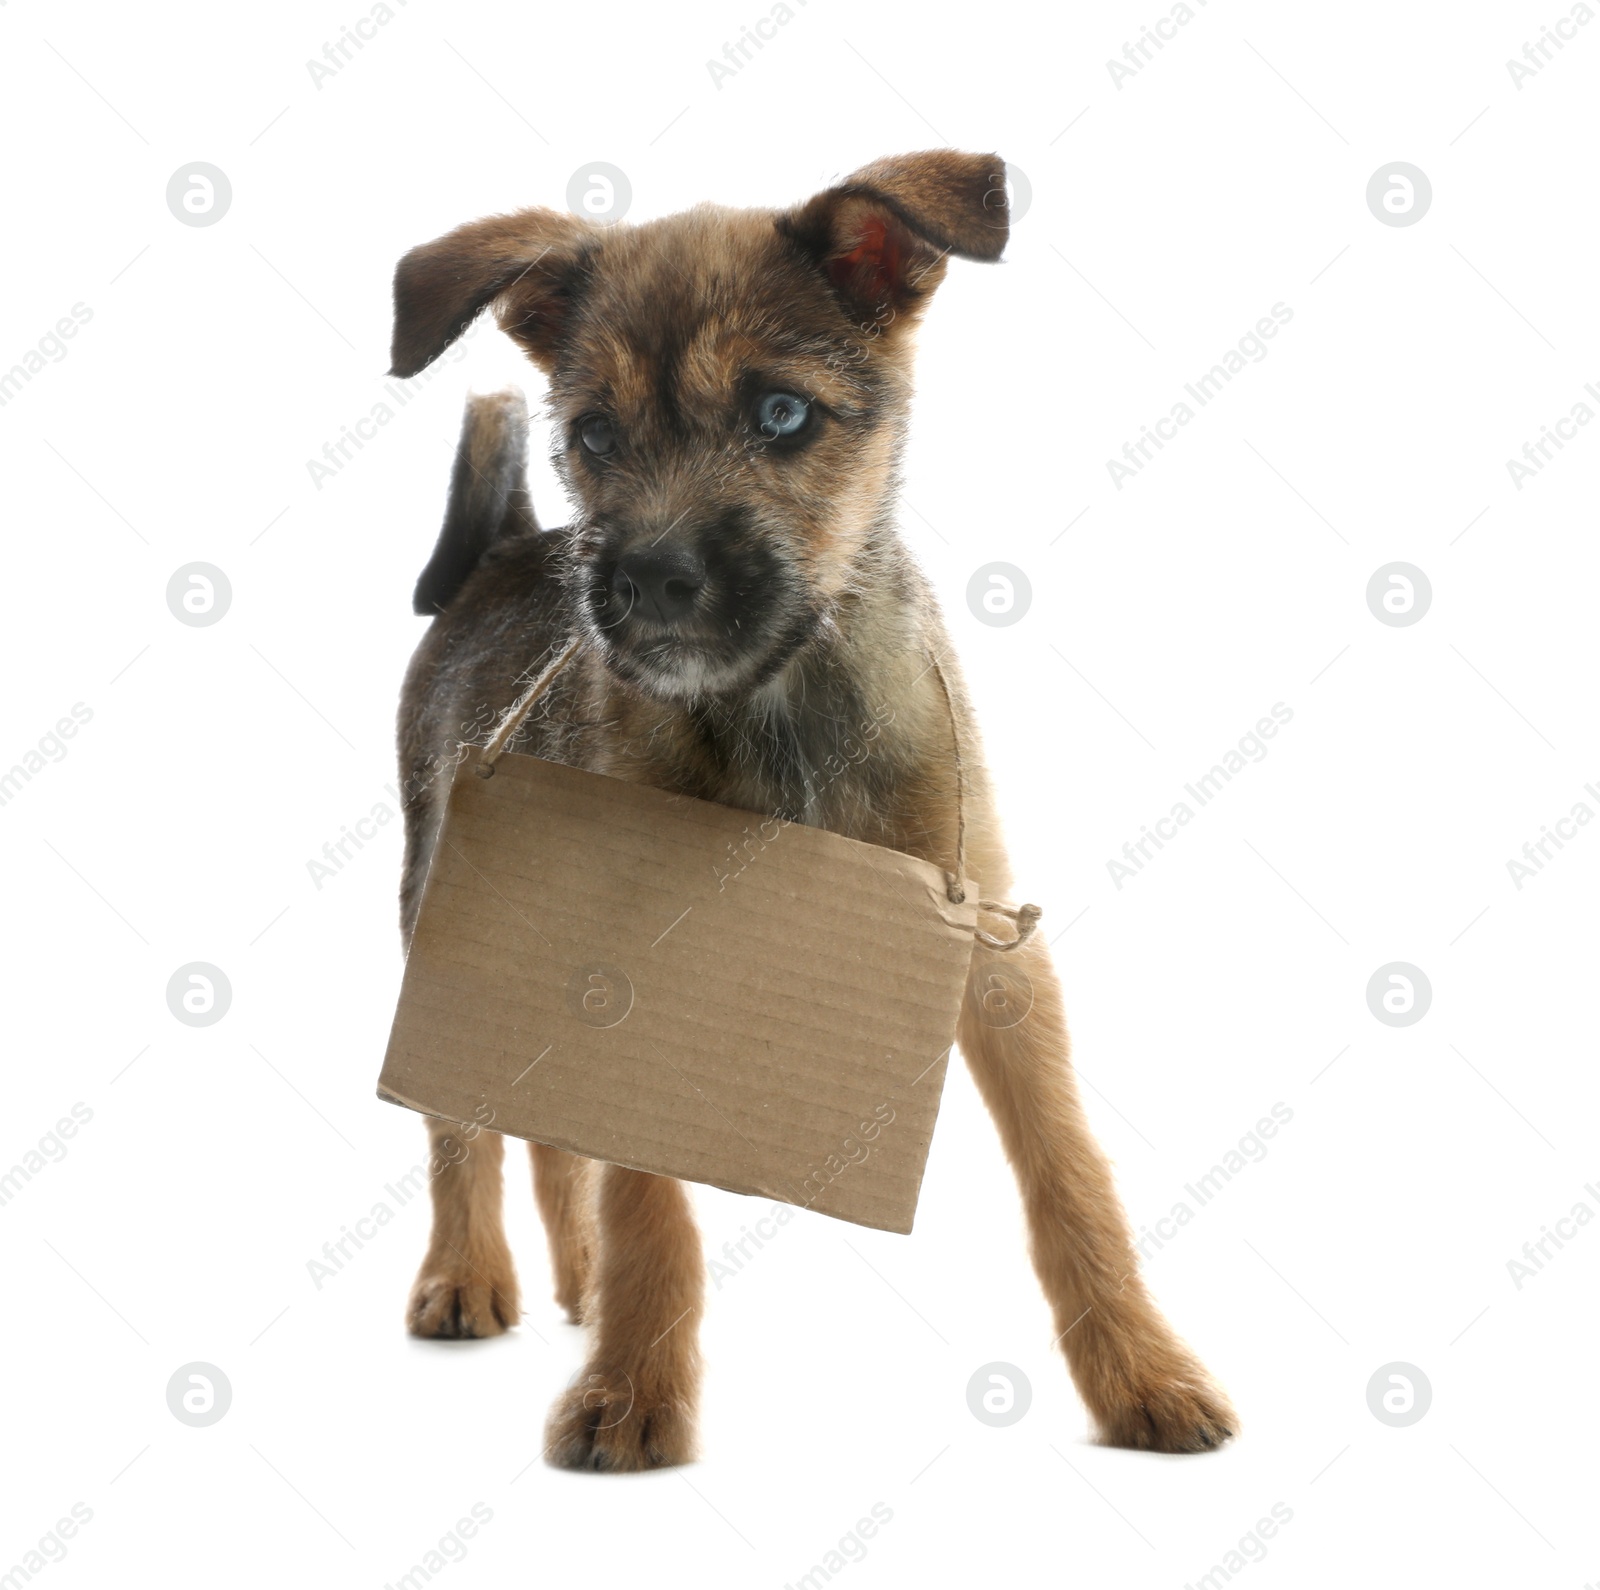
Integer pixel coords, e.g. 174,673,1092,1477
389,209,599,379
779,150,1009,324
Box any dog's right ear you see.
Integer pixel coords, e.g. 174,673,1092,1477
389,209,598,379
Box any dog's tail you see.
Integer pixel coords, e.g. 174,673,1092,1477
412,388,537,616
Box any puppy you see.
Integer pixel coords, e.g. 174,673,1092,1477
389,151,1235,1469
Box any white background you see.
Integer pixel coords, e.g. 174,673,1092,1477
2,1,1596,1586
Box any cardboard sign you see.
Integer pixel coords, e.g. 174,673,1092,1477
377,749,977,1233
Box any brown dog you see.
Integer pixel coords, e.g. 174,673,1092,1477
388,151,1235,1469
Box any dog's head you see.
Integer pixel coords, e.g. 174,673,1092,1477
390,152,1009,701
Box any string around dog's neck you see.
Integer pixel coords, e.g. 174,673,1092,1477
925,652,1042,954
472,635,1040,954
475,635,584,771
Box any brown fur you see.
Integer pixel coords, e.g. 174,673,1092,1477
390,152,1235,1469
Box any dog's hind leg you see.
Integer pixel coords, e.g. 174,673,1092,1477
529,1144,596,1323
957,931,1237,1453
543,1167,703,1471
406,1119,521,1338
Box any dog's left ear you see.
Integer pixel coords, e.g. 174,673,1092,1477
779,150,1009,325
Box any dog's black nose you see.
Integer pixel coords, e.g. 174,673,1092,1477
611,547,706,624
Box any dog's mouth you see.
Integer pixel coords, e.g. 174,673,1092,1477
570,523,819,701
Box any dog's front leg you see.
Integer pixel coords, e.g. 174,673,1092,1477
406,1118,521,1337
528,1143,596,1323
544,1166,703,1471
958,934,1237,1452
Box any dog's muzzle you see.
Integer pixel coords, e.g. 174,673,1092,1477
578,514,816,699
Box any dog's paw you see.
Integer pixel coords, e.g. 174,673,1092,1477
407,1265,519,1339
543,1366,696,1472
1095,1368,1237,1454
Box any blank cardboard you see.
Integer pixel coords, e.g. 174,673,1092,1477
377,748,978,1233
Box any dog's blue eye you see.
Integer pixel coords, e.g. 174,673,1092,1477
756,392,810,439
579,416,616,456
